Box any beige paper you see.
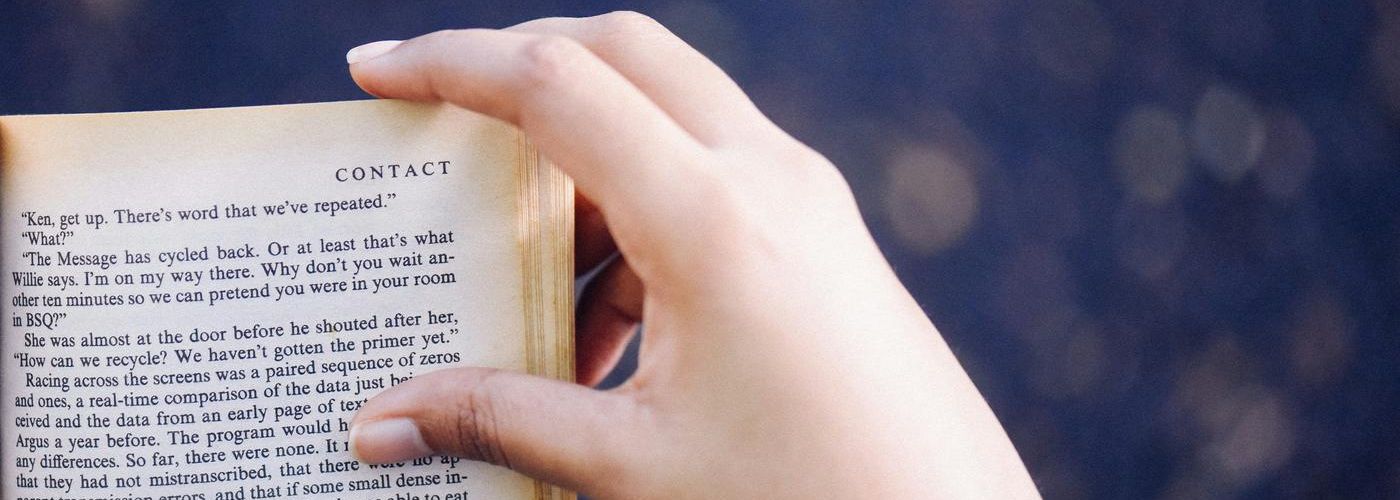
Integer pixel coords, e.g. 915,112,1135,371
1,100,573,500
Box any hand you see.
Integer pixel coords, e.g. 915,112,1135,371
343,12,1038,499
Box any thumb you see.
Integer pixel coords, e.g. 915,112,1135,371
349,367,640,495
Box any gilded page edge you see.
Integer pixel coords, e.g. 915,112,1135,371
517,131,577,500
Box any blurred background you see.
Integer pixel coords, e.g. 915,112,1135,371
3,1,1398,498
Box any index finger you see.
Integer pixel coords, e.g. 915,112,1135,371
508,12,780,147
347,30,714,267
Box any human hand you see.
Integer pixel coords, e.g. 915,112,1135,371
344,12,1039,499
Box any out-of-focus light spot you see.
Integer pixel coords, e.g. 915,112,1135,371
1377,0,1400,21
1191,85,1266,183
1371,18,1400,115
1286,290,1353,388
1115,201,1187,281
1171,338,1247,435
1256,109,1316,202
1205,388,1295,486
1023,0,1115,86
1113,106,1189,203
883,146,980,255
1168,339,1296,493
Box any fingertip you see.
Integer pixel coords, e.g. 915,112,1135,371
347,40,406,98
346,40,403,65
349,417,433,464
347,379,430,464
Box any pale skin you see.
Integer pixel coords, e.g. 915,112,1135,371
344,11,1040,499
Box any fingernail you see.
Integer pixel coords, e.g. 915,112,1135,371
349,418,431,463
346,40,402,65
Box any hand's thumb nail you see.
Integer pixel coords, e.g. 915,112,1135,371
349,418,432,463
346,40,403,65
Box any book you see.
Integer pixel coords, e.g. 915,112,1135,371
0,100,576,500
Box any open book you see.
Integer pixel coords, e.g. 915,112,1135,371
1,101,575,499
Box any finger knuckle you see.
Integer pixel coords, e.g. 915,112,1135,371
754,142,849,196
415,28,470,51
453,371,512,467
521,35,591,89
525,16,572,30
685,167,755,234
591,11,673,55
596,10,665,36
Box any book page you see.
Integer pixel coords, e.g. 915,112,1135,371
1,100,572,500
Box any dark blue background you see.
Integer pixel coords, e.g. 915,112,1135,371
3,2,1398,498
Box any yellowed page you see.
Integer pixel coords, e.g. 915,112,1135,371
1,100,571,499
